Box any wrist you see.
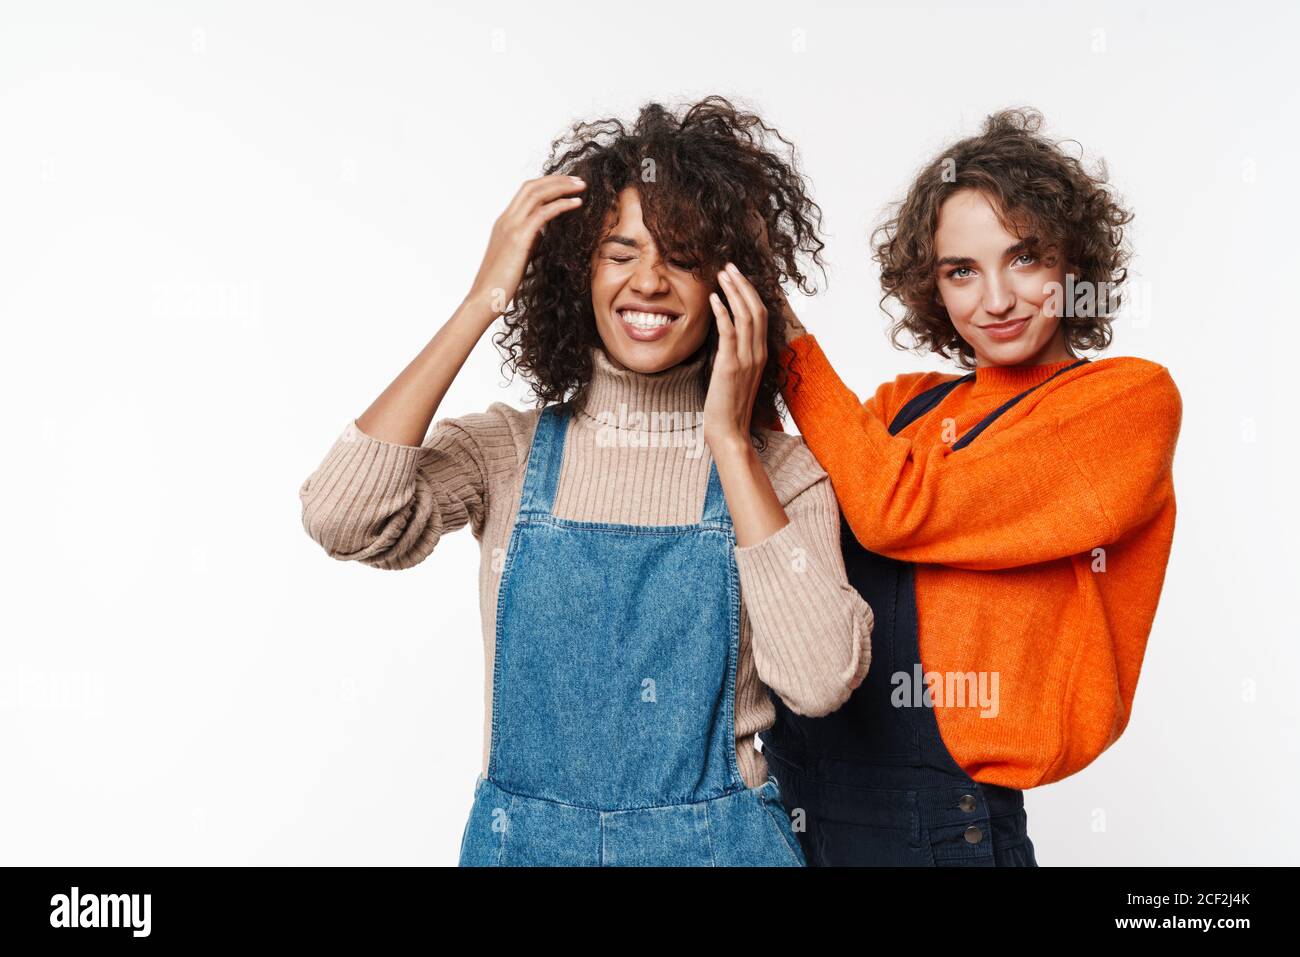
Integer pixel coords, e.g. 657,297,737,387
456,291,505,332
709,431,756,466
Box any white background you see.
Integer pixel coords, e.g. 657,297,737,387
2,0,1296,865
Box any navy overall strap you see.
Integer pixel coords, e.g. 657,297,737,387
888,373,976,435
887,359,1090,449
950,358,1089,450
516,404,568,517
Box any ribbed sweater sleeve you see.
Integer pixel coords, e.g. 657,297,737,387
298,414,496,570
732,450,874,718
781,334,1183,570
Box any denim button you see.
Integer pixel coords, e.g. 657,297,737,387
964,824,983,844
959,794,976,812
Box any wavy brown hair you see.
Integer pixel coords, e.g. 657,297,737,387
492,95,825,433
871,107,1133,368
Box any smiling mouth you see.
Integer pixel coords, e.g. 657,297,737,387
617,308,682,330
980,317,1031,329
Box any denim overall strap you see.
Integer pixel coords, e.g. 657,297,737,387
757,360,1090,867
518,403,732,527
515,406,734,527
515,404,568,518
699,455,732,529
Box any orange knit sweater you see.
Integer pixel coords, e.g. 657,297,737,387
780,334,1182,788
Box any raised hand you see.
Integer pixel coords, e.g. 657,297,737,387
701,261,792,547
703,262,768,451
354,175,584,448
466,174,586,316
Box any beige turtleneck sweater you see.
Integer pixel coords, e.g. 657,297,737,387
298,345,873,789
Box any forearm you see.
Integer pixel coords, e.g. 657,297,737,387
710,435,790,548
355,290,498,447
781,334,1179,567
300,410,498,570
357,174,585,446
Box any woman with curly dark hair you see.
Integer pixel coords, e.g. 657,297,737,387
759,108,1183,867
297,96,873,866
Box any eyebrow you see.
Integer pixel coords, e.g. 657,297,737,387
599,234,641,249
936,236,1041,268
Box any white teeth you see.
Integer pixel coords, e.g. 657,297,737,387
620,310,678,329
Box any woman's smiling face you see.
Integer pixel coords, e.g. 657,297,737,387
933,188,1074,368
589,187,714,373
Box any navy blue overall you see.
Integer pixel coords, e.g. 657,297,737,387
758,359,1089,866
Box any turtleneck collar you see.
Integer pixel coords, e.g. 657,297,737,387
970,356,1083,397
573,345,709,433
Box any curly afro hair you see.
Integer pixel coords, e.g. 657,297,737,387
492,95,826,431
871,107,1134,369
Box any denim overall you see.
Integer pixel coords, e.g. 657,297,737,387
458,404,806,866
759,359,1089,866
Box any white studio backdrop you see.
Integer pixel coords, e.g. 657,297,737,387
2,0,1296,865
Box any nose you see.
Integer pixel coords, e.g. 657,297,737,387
630,255,671,295
981,274,1016,318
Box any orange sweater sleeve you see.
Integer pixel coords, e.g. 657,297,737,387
781,334,1182,569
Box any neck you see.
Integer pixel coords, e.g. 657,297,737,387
573,345,709,433
971,352,1082,395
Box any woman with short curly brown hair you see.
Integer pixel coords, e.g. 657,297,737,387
875,108,1133,367
760,108,1182,867
298,96,873,866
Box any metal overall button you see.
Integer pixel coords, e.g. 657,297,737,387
959,793,976,812
964,824,984,844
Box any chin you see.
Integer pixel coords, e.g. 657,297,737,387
966,320,1055,366
598,324,703,373
611,345,679,373
978,341,1039,365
